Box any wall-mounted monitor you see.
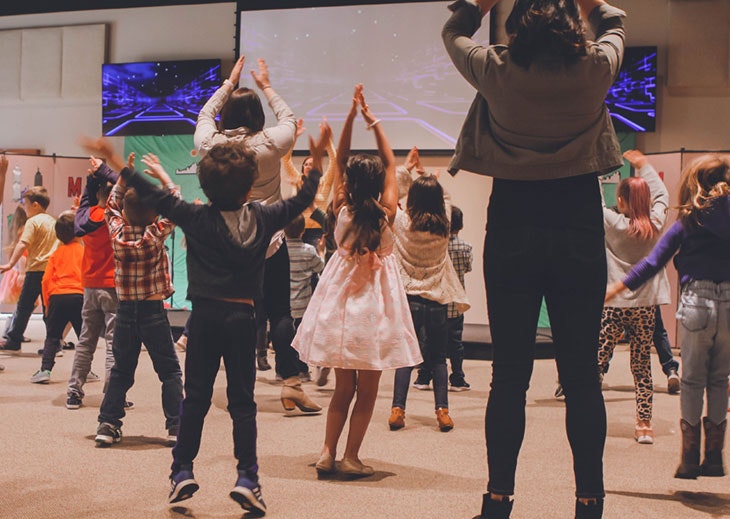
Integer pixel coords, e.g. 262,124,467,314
237,1,490,151
102,59,221,137
606,46,657,133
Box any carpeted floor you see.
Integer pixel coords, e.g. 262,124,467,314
1,318,728,519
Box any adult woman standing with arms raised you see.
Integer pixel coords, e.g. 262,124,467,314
443,0,625,518
195,56,321,414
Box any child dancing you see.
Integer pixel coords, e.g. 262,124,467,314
607,153,730,478
293,86,421,477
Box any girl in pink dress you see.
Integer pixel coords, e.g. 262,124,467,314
293,85,421,477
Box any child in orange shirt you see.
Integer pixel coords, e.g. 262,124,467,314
30,211,84,384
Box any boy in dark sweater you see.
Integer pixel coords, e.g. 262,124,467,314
98,128,326,515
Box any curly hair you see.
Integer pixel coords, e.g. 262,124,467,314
678,154,730,229
505,0,588,68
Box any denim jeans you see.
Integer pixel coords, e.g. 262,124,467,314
172,298,259,478
447,315,466,381
653,306,679,375
41,294,83,372
5,270,45,348
68,288,118,398
393,296,449,410
484,174,607,499
677,280,730,426
98,300,182,430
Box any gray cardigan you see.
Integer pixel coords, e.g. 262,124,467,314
442,1,626,180
604,164,671,307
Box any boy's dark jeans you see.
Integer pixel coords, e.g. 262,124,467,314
41,293,83,372
484,175,607,499
654,306,679,375
98,300,182,430
173,298,258,478
5,271,45,348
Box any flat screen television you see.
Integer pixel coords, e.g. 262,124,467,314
102,59,221,137
606,46,657,133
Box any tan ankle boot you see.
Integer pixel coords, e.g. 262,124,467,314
436,408,454,432
281,376,322,412
388,407,405,430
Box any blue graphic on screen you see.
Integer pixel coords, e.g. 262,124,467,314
606,47,657,133
102,60,221,137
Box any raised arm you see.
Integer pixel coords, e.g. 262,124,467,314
194,56,244,150
282,119,306,188
442,0,492,91
358,88,398,224
581,0,626,79
250,58,296,152
333,85,361,216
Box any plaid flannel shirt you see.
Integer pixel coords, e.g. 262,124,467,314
447,235,473,318
105,182,178,301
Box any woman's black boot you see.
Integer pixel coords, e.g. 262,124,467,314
575,497,603,519
473,493,513,519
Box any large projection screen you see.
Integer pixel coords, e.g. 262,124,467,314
238,1,490,151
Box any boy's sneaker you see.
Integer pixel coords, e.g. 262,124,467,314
168,468,199,503
61,340,75,350
95,422,122,446
87,371,100,382
124,401,135,410
413,372,431,391
66,395,82,409
167,426,179,446
230,472,267,516
30,369,51,384
449,378,471,392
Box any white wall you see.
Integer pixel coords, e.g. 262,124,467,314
0,2,237,157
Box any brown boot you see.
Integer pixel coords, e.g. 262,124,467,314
281,376,322,413
701,417,726,477
436,408,454,432
388,407,405,430
675,419,701,479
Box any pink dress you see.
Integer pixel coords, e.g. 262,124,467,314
292,207,422,370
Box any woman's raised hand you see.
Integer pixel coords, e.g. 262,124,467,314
251,59,271,90
357,87,377,127
228,55,245,85
309,118,333,173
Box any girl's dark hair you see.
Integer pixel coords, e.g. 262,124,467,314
219,88,265,133
505,0,588,68
407,176,449,238
450,205,464,234
678,154,730,229
342,154,386,255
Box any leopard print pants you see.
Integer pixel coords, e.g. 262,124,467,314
597,306,656,422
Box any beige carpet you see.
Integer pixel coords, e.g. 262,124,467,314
1,318,728,519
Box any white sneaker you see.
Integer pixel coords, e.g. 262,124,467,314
87,371,100,382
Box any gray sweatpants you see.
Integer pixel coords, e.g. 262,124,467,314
67,288,118,399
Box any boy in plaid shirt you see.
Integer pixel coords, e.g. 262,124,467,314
87,145,183,447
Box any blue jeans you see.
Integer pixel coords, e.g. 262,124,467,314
653,306,679,375
393,296,449,410
677,281,730,426
172,298,259,478
484,174,607,499
98,300,182,430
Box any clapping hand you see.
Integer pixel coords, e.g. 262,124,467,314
309,118,333,173
251,59,271,90
228,55,245,85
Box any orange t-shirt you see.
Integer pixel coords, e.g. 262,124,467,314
81,206,115,289
41,240,84,307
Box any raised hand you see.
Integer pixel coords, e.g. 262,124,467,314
250,59,271,90
88,156,103,174
309,119,333,173
295,118,306,139
623,149,648,170
79,136,115,161
126,152,136,171
228,55,245,85
358,88,378,127
141,153,165,179
349,84,363,117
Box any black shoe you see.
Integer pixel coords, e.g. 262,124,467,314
475,493,513,519
449,377,471,392
66,395,82,410
575,498,604,519
413,371,432,390
95,422,122,446
62,341,75,350
0,339,21,352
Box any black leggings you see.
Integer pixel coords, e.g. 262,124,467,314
484,174,607,499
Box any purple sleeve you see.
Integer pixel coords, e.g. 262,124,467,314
624,221,683,290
